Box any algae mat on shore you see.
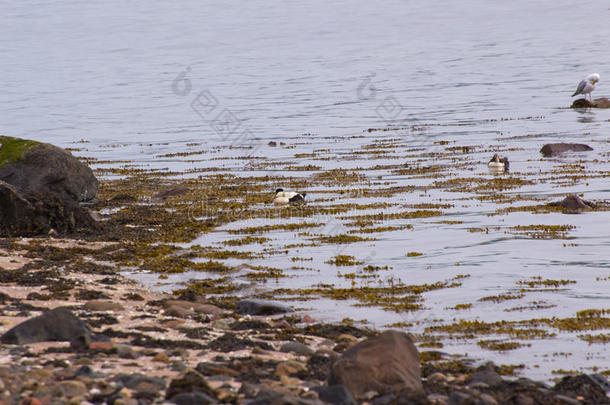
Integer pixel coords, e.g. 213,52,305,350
9,116,610,381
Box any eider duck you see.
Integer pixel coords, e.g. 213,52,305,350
488,154,509,172
273,188,306,205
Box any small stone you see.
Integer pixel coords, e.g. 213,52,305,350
477,393,498,405
18,399,42,405
427,393,449,405
512,393,534,405
235,299,293,315
449,391,472,405
84,300,124,311
153,352,170,363
276,360,307,377
273,320,292,329
301,315,316,323
169,391,216,405
165,305,194,318
553,394,580,405
466,363,503,387
160,319,186,328
280,342,314,356
165,369,216,400
52,380,88,398
280,375,302,388
311,385,356,405
89,341,114,352
427,372,448,385
117,344,139,359
336,334,358,343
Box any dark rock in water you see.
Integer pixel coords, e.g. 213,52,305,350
169,391,217,405
311,385,356,405
540,143,593,157
0,180,97,236
235,299,294,315
1,307,91,345
553,374,610,404
0,136,97,203
571,97,610,108
549,194,592,214
328,330,422,399
466,363,503,387
280,342,314,356
166,369,216,400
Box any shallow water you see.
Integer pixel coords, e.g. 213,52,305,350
3,0,610,381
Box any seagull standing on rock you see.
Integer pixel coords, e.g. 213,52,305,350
572,73,600,100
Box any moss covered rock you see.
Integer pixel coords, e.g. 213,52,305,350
0,136,97,202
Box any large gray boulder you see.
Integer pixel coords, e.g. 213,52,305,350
0,136,97,203
1,307,92,345
0,137,98,236
328,330,422,398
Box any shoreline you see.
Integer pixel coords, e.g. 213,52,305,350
0,238,608,404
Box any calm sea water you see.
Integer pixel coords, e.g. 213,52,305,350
2,0,610,380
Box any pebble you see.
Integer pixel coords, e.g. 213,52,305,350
477,393,498,405
52,380,88,398
84,300,125,311
280,342,314,356
153,352,170,363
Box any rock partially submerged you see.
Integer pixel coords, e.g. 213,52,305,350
540,143,593,157
0,136,98,236
328,330,422,398
235,299,294,315
571,97,610,108
550,194,593,214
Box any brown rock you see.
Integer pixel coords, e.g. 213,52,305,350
301,315,316,323
52,380,88,398
571,97,610,108
165,369,216,400
18,399,42,405
160,319,185,328
165,304,194,318
163,300,224,316
328,330,422,398
89,341,114,352
276,361,307,378
153,352,170,363
273,320,292,329
153,185,190,201
84,300,125,311
540,143,593,157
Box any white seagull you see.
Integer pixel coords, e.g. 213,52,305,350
273,188,306,205
572,73,600,100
